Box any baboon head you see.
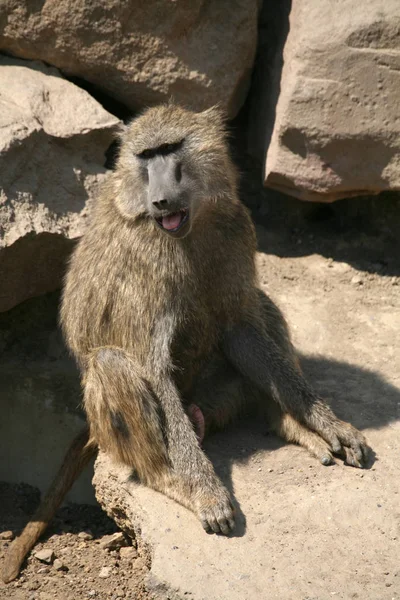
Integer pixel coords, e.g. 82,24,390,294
114,104,238,238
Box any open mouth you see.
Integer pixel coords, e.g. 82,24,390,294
155,208,189,233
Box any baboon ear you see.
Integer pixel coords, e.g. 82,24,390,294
199,105,226,128
115,121,128,141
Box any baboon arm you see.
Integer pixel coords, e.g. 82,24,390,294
154,378,215,475
2,427,96,583
152,378,235,533
222,321,369,466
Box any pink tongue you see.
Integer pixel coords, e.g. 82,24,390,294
162,212,182,230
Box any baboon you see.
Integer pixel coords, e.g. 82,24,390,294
2,104,369,583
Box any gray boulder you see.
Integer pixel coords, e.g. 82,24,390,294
252,0,400,202
0,56,119,312
0,0,259,119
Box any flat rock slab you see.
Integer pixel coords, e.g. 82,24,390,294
94,419,399,600
93,252,400,600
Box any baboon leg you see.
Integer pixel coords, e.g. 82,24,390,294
223,291,369,468
85,347,234,535
84,347,168,484
2,427,96,583
189,352,334,465
264,401,334,465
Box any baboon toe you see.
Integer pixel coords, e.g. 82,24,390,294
331,422,370,468
343,444,369,469
320,453,334,466
307,436,334,466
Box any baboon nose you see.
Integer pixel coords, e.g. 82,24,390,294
153,199,169,210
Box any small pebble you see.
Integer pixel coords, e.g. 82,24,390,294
99,532,128,551
98,566,111,579
27,581,40,591
0,530,14,541
351,275,363,285
119,546,138,561
34,549,55,564
53,558,68,571
78,531,93,540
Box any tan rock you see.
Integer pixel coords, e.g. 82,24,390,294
0,56,119,311
254,0,400,201
33,549,55,564
119,546,138,562
98,566,111,579
99,532,129,551
53,558,68,571
0,0,259,119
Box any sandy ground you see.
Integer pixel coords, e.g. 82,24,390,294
0,158,399,599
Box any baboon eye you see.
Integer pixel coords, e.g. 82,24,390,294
137,139,184,160
137,148,155,159
159,140,184,155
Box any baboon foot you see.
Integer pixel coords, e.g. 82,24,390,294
318,419,369,468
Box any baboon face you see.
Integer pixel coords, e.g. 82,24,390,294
134,137,194,238
115,105,236,238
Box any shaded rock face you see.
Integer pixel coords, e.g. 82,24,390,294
0,0,259,119
254,0,400,202
0,56,120,312
0,291,95,504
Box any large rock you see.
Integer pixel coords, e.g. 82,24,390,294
0,56,119,312
254,0,400,202
0,0,259,119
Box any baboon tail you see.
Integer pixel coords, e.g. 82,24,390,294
2,426,97,583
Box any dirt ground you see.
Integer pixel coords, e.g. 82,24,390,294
0,482,152,600
0,149,399,599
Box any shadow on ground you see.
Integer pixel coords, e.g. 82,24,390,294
2,349,398,542
202,352,399,536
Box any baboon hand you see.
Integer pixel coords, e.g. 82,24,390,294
319,420,370,468
196,482,235,535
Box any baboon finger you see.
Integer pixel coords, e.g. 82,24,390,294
217,517,232,535
208,516,222,534
198,499,235,536
200,518,212,533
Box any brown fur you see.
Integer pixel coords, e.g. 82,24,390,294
2,104,369,583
